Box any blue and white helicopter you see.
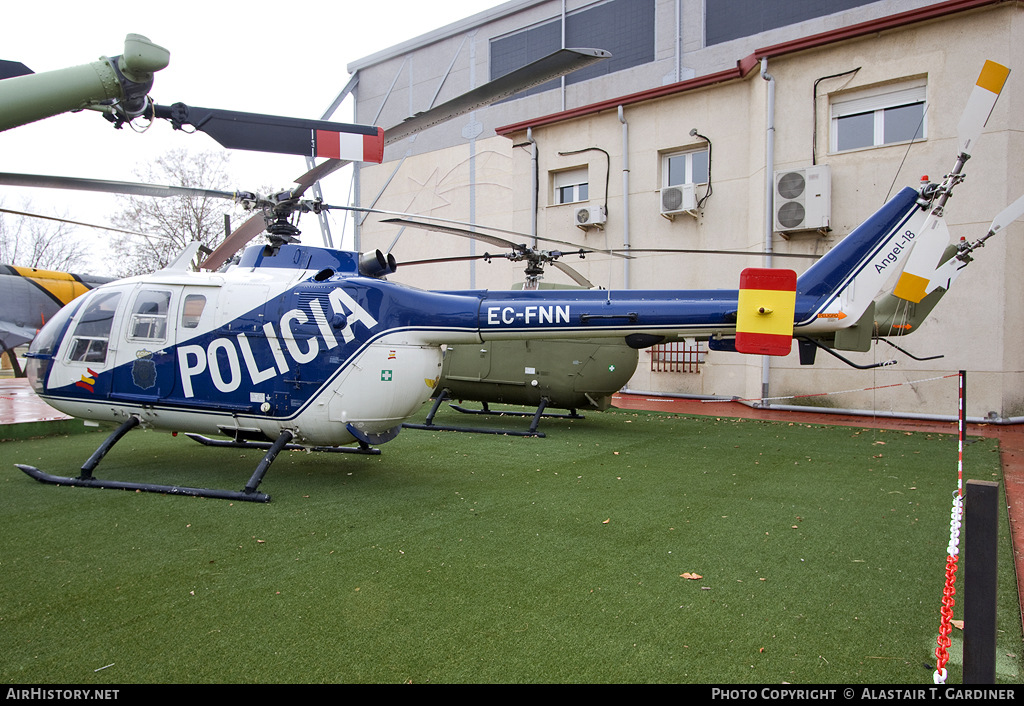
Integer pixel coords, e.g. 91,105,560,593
7,58,1022,502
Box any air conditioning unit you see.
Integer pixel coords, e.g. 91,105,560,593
660,184,697,220
773,165,831,233
574,205,606,229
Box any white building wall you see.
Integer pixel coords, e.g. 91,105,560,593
350,0,1024,419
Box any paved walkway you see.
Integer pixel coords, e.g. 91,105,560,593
0,378,71,423
611,392,1024,638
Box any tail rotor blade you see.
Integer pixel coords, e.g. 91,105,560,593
893,213,951,303
987,192,1024,236
956,60,1010,157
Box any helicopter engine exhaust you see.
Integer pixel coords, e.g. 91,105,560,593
358,250,398,279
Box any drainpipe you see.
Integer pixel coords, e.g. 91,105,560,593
619,106,630,289
760,57,775,405
675,0,682,82
560,0,567,112
527,127,538,247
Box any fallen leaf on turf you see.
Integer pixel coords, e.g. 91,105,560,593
602,519,610,524
680,573,703,580
952,620,964,630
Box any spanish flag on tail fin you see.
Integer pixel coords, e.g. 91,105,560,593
735,268,797,356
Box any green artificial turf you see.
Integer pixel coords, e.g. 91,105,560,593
0,405,1019,684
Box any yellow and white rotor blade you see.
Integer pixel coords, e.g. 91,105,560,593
956,60,1010,157
924,192,1024,296
893,60,1010,303
892,213,950,303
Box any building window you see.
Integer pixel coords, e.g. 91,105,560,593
663,148,709,187
706,0,876,46
553,167,589,205
489,0,656,99
831,80,926,153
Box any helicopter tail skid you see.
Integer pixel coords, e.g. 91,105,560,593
14,416,298,502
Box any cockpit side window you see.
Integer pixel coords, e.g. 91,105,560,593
181,294,207,329
68,290,122,364
128,290,172,341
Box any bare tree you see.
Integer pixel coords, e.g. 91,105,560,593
0,200,90,272
109,149,235,277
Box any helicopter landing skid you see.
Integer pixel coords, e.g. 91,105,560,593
402,390,582,437
16,416,294,502
184,433,381,455
448,401,585,422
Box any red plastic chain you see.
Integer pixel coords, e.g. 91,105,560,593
933,371,966,684
934,532,961,683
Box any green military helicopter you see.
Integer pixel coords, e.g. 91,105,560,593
390,223,643,437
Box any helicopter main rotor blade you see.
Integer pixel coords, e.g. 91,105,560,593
285,48,610,200
384,218,523,250
151,47,606,160
292,159,352,195
383,48,609,145
328,204,535,240
609,248,821,260
200,213,268,270
399,254,501,266
382,217,630,258
551,260,595,288
153,104,385,162
0,171,247,202
0,207,154,237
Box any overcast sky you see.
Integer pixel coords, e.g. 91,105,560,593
1,0,508,274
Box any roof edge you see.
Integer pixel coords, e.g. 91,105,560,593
347,0,549,74
496,0,1010,136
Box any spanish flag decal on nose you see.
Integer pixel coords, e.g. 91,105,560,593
76,368,99,393
735,268,797,356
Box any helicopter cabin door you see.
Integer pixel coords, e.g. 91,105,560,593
109,284,182,403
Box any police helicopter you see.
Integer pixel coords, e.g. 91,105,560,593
3,46,1021,502
0,33,619,429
